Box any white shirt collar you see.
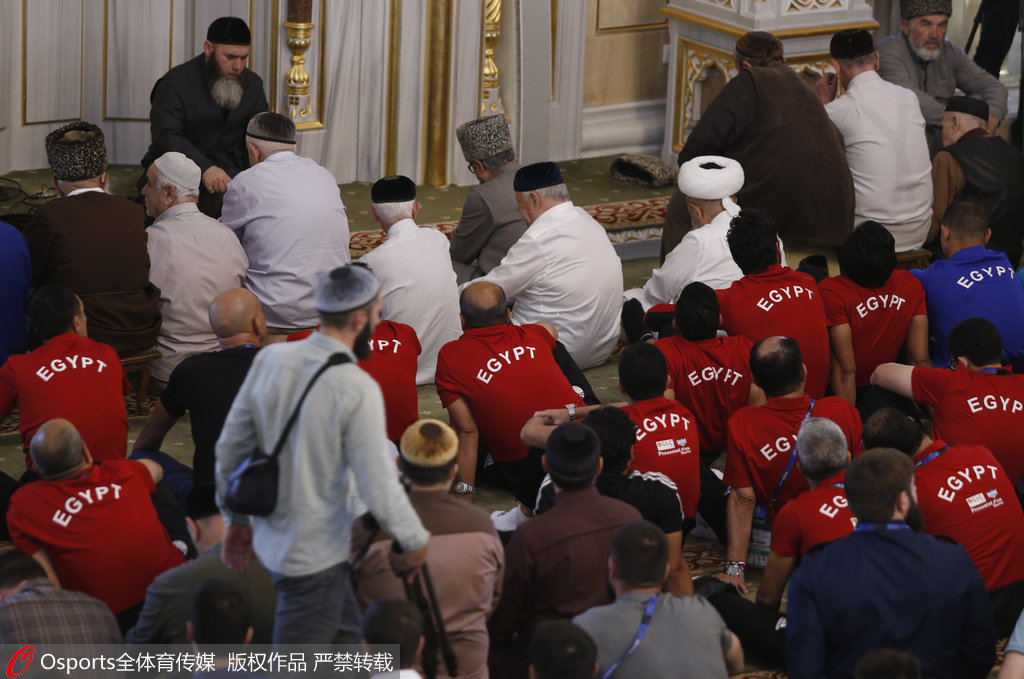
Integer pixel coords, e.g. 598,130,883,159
65,187,107,197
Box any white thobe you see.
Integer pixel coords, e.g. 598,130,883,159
471,201,624,369
359,219,461,385
220,151,351,328
825,70,933,252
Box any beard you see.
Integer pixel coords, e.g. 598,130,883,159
354,321,375,361
206,55,245,109
910,39,941,62
210,76,244,109
905,498,926,532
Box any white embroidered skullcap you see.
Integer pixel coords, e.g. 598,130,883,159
678,156,744,217
153,152,201,192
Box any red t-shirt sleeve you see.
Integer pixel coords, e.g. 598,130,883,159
819,280,850,328
406,325,423,357
119,459,157,495
6,500,42,556
723,415,753,489
433,348,462,409
523,324,557,352
0,362,16,415
770,504,801,557
911,366,952,407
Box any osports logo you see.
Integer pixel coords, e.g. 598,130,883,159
6,645,34,678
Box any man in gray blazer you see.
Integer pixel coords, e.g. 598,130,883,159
452,114,529,284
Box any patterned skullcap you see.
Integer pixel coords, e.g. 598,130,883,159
456,114,514,163
400,419,458,468
900,0,952,19
45,121,108,182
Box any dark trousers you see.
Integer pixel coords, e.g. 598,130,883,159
697,577,787,668
991,578,1024,638
551,341,600,405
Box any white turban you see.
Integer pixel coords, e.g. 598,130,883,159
678,155,744,218
153,151,201,192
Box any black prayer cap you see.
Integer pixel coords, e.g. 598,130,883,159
544,423,601,478
945,96,989,120
513,161,564,192
371,175,416,204
830,29,875,60
207,17,252,46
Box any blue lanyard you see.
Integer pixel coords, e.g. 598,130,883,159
914,445,949,468
770,399,815,506
598,595,659,679
855,522,911,532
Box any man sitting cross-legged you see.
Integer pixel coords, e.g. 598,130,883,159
435,281,590,531
6,419,185,633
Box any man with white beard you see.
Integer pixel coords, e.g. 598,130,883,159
877,0,1006,154
139,17,268,218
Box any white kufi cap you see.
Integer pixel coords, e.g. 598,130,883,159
678,155,744,217
153,152,201,192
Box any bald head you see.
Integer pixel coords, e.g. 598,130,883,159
459,282,508,329
30,419,88,479
750,336,805,397
208,289,265,345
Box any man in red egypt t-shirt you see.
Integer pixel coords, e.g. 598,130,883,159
0,285,129,472
615,342,701,520
715,210,830,399
721,336,862,593
6,419,184,622
435,282,586,527
819,220,929,405
288,320,422,443
756,417,856,611
655,281,763,456
871,317,1024,486
863,407,1024,637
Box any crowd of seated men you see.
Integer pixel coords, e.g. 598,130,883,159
2,9,1024,678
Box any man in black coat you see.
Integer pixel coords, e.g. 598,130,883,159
139,17,268,218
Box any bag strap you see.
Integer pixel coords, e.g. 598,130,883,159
598,595,659,679
267,352,352,459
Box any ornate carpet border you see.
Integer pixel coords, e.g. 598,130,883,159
350,196,668,259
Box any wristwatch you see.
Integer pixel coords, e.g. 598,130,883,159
565,403,577,421
723,561,745,578
453,481,476,496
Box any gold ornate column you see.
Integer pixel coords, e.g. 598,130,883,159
422,0,453,187
480,0,504,115
283,0,321,128
384,0,402,176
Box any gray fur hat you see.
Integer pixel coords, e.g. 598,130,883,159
456,114,514,163
45,121,108,182
900,0,952,19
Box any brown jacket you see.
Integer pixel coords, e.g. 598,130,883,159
665,63,855,251
352,488,503,679
24,191,161,353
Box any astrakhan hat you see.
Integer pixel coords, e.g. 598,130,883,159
900,0,952,20
456,114,514,163
45,121,108,182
